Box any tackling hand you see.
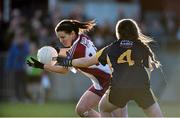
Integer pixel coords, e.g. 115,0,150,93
56,52,72,67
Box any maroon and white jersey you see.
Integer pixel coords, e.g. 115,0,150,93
68,34,111,90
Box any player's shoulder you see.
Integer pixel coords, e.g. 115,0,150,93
105,40,119,50
79,33,93,47
79,34,91,41
100,42,114,54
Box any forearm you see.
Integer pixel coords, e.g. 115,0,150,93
44,64,68,74
72,56,99,68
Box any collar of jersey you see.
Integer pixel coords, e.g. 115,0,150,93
71,34,81,45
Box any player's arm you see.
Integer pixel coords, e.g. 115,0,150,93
71,46,108,67
27,57,69,74
44,64,68,74
57,47,108,68
72,55,99,67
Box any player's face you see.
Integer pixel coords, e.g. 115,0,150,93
56,31,75,47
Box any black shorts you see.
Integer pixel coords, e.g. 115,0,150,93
109,87,156,109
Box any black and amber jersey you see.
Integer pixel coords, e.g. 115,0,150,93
96,39,151,88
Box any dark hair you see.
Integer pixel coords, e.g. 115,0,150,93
116,19,161,68
55,19,96,35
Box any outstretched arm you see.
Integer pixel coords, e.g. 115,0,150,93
72,55,99,68
27,57,69,74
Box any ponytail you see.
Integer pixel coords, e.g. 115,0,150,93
138,33,161,68
71,20,96,33
55,19,96,35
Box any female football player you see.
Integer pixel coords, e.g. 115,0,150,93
27,19,128,117
56,19,164,117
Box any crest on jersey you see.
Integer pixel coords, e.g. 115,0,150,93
120,40,133,48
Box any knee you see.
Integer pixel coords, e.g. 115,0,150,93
75,105,88,117
98,100,108,112
98,101,104,112
98,99,116,113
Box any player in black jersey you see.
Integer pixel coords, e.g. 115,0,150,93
56,19,163,117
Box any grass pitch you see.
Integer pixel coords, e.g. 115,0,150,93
0,101,179,117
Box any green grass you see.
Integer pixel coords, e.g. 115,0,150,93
128,102,180,117
0,101,179,117
0,101,77,117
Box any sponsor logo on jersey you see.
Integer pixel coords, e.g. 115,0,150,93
120,40,133,48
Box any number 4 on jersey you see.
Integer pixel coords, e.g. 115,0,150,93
117,49,134,66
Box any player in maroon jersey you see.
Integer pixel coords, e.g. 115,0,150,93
27,19,128,117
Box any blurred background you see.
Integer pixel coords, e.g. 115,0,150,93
0,0,180,117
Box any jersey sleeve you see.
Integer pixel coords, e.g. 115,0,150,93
96,46,109,66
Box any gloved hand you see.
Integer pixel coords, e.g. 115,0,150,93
56,52,72,67
26,57,44,69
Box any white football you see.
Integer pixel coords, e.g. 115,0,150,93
37,46,58,65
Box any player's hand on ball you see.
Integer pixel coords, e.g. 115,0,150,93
56,52,72,67
26,57,44,69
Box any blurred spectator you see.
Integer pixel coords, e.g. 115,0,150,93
26,42,43,103
68,5,87,21
50,7,63,28
9,9,23,32
4,9,28,50
176,25,180,40
93,27,105,49
31,10,43,32
5,29,30,102
26,42,51,103
0,11,4,51
139,21,148,34
37,26,52,47
147,19,165,41
164,11,176,38
117,8,126,20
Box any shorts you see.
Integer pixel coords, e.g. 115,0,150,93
88,79,110,97
109,87,156,109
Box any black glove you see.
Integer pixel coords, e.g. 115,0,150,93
26,57,44,69
56,52,72,67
